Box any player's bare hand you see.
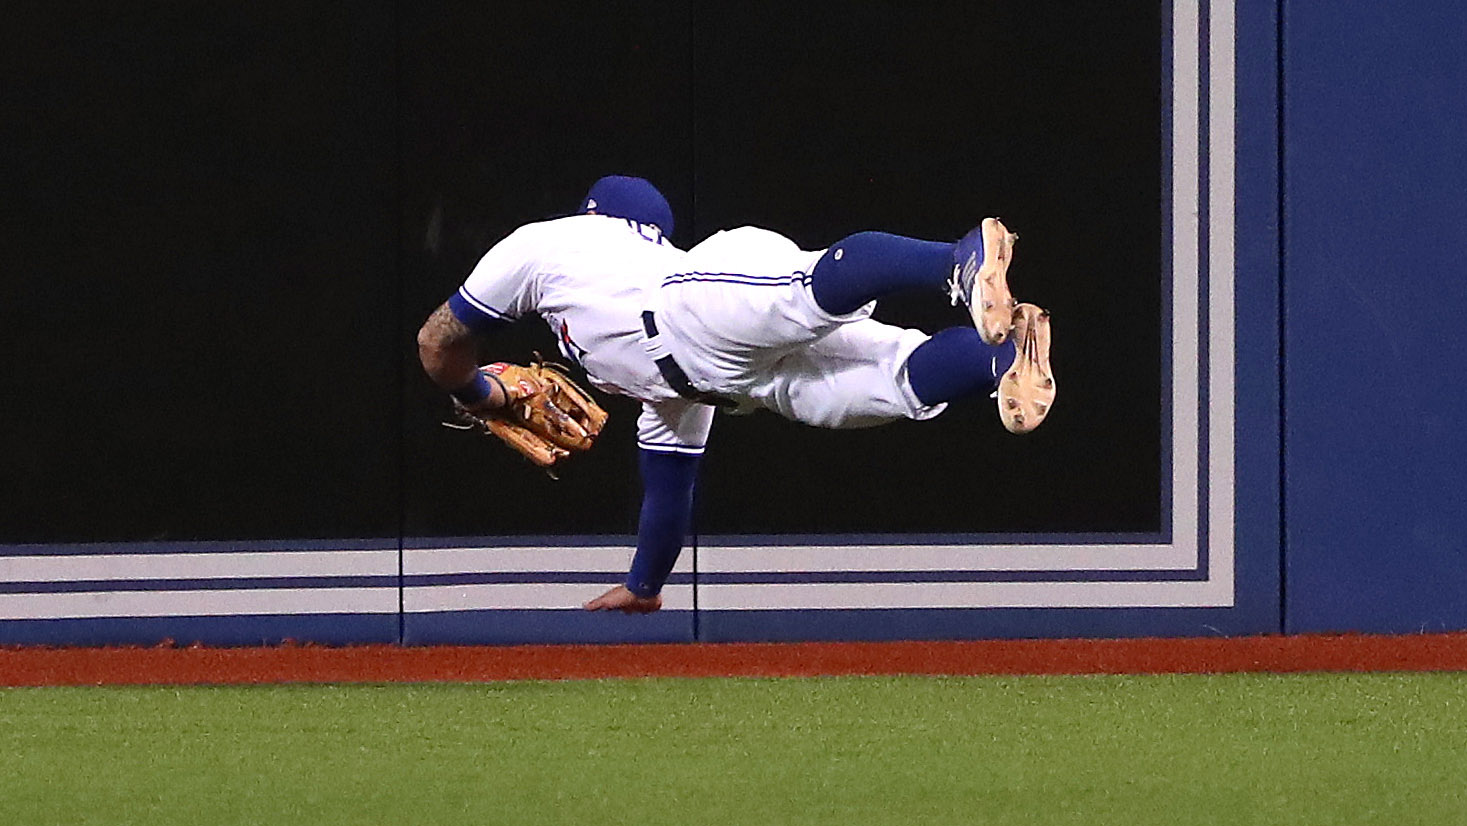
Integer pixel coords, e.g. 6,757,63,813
583,585,663,614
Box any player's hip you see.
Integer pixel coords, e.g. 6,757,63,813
652,273,869,362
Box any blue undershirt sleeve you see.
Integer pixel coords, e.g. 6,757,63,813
625,448,701,597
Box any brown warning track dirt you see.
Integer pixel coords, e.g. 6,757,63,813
3,634,1467,685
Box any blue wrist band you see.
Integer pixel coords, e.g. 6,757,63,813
450,372,494,406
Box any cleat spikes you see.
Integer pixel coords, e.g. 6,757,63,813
996,303,1056,435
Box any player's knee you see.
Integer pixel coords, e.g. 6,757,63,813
828,231,890,261
812,232,881,314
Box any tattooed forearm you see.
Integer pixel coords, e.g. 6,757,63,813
416,302,482,390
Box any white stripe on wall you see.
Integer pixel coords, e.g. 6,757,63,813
1209,0,1238,607
404,583,694,612
700,544,1195,573
698,578,1233,610
406,546,692,575
0,550,397,582
404,544,1195,575
0,588,400,620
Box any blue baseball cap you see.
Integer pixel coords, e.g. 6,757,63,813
578,175,674,237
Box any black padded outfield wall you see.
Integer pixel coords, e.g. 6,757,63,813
402,1,1163,538
4,3,400,543
2,1,1295,647
5,2,1158,543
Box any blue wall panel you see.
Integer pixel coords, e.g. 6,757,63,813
699,606,1269,645
402,610,694,646
0,615,398,648
1283,1,1467,632
1231,0,1285,637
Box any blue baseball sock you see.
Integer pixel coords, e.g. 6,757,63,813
810,231,955,315
906,326,1017,406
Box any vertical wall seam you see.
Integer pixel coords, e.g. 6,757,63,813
393,0,407,646
688,0,701,642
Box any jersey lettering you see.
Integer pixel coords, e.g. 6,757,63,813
627,218,666,245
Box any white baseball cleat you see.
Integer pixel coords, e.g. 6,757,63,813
949,217,1019,345
998,303,1055,434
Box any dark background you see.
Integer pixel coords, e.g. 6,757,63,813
3,1,1161,543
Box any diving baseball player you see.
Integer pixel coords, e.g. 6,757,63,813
416,175,1055,614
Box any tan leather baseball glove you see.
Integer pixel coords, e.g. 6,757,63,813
448,358,609,474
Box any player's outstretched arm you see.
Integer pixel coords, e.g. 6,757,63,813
584,585,663,614
583,448,700,615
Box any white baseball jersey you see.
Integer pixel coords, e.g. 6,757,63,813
456,214,715,454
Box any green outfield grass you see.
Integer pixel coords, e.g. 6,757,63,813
3,674,1465,825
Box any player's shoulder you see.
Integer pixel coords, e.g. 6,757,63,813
514,214,665,243
485,215,684,285
502,214,600,246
